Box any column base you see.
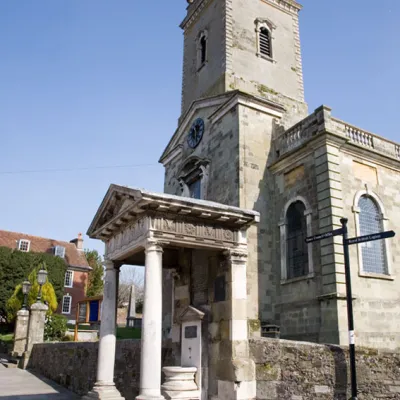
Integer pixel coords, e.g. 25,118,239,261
136,395,165,400
82,384,125,400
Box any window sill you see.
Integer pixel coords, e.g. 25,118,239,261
358,272,394,281
256,53,276,63
64,285,73,288
281,273,315,285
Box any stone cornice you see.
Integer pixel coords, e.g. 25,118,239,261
180,0,213,31
260,0,302,14
87,185,260,241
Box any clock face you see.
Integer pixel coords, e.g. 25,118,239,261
187,118,205,149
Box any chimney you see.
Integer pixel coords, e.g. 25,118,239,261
70,233,84,251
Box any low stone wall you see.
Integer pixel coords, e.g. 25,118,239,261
250,338,400,400
28,340,175,400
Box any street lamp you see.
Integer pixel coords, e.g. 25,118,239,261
36,269,48,302
22,280,31,310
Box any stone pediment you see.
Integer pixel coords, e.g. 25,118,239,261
179,306,205,322
159,92,235,165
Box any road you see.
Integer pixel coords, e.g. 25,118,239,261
0,363,79,399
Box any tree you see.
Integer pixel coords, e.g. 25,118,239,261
6,263,58,321
0,247,66,323
118,266,144,312
85,249,104,297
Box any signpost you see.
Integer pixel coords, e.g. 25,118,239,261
306,219,396,400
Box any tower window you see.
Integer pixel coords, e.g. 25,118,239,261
200,36,207,65
259,28,272,58
197,31,208,70
188,178,201,199
255,18,276,61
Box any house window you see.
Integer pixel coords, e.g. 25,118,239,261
286,201,308,279
64,270,74,288
197,31,208,70
188,178,201,199
62,295,72,314
54,245,65,258
358,195,388,275
18,239,30,252
259,28,272,58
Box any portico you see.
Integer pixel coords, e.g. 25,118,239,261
85,185,259,400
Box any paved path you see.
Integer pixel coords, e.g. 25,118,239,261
0,363,80,399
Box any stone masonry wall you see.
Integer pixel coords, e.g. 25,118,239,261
250,337,400,400
28,340,175,400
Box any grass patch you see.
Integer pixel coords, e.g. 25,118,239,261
0,334,13,343
116,327,141,340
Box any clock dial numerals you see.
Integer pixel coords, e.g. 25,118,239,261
187,118,205,149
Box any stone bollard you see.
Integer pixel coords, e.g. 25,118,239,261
21,302,48,369
12,309,30,358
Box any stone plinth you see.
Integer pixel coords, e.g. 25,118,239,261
161,367,199,400
13,309,29,357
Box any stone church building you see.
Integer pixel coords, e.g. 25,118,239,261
86,0,400,399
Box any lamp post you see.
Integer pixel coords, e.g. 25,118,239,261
36,268,48,302
22,280,31,310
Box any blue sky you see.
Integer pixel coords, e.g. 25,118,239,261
1,1,399,257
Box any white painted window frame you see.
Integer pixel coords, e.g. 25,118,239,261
279,196,314,283
62,294,72,314
18,239,31,252
64,270,74,288
255,18,276,62
352,189,393,280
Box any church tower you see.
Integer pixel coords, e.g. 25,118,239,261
161,0,309,331
180,0,307,118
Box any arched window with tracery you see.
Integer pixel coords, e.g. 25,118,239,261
286,201,308,279
358,195,388,275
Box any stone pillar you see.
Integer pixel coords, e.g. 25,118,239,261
216,250,256,400
137,240,165,400
12,309,29,357
21,302,48,369
83,260,124,400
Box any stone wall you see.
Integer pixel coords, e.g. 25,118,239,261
250,337,400,400
28,340,175,400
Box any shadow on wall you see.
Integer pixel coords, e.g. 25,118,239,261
326,344,348,400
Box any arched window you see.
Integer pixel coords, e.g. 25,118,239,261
197,31,208,70
200,35,207,65
286,201,308,279
259,27,272,58
358,195,388,274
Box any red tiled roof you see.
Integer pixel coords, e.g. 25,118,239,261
0,230,90,270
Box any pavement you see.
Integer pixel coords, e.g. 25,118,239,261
0,363,80,399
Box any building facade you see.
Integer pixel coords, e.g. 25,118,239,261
0,230,91,322
158,0,400,349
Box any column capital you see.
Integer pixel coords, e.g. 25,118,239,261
224,248,248,263
103,259,122,270
145,239,164,254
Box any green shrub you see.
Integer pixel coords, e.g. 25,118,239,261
61,335,73,342
44,314,67,341
6,264,58,322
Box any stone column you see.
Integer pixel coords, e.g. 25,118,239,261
137,240,165,400
83,260,124,400
12,309,29,358
216,249,256,400
21,302,48,369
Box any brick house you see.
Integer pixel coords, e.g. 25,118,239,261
0,230,91,322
